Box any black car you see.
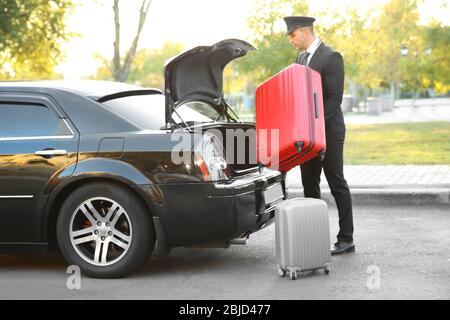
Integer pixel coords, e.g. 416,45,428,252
0,39,284,278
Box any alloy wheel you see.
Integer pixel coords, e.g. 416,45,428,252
69,197,133,266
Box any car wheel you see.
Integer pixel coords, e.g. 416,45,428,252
57,182,155,278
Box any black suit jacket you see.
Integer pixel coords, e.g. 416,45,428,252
297,43,345,133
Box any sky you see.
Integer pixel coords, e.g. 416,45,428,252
56,0,449,79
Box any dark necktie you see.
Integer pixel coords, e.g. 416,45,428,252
300,52,310,66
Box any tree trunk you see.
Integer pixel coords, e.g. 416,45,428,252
112,0,152,82
390,81,396,99
113,0,121,81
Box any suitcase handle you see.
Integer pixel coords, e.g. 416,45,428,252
314,92,319,119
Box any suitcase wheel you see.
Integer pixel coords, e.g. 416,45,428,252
277,266,287,277
294,141,305,153
324,266,330,275
289,271,298,280
319,149,326,162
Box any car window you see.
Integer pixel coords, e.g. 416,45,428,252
102,94,216,129
0,103,71,138
175,101,218,121
173,102,215,123
103,95,167,130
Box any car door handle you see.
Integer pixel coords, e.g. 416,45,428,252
35,149,68,157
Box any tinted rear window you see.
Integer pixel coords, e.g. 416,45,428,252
103,95,166,130
0,103,71,138
102,94,216,130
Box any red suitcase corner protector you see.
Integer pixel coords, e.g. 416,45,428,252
255,64,326,172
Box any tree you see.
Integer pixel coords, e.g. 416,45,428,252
127,42,184,88
239,0,450,100
237,0,377,91
418,23,450,95
0,0,75,80
112,0,153,82
93,42,184,89
236,0,309,84
375,0,421,97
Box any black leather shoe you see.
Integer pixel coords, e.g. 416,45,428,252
331,241,355,256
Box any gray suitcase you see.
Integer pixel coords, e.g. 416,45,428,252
275,198,331,280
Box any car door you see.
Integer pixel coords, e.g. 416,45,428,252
0,94,79,242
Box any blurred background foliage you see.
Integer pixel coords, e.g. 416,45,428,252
234,0,450,99
91,41,184,89
0,0,448,97
0,0,75,80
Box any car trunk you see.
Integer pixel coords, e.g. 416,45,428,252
192,122,259,176
164,39,255,127
163,39,259,177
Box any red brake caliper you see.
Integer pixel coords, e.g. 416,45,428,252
83,220,92,229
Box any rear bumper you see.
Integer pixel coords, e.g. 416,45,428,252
134,168,284,247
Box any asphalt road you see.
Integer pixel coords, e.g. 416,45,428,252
0,204,449,300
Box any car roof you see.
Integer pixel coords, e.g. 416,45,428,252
0,80,146,99
0,80,156,133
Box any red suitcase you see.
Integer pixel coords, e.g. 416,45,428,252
256,64,326,173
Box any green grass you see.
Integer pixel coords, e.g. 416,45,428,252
345,122,450,165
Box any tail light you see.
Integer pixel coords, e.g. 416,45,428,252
194,133,229,181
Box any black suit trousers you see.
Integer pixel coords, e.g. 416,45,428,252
300,126,354,243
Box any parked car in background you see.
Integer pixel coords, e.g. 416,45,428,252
0,39,284,278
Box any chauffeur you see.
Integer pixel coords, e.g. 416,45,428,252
283,16,355,255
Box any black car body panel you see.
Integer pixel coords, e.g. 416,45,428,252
0,91,80,242
135,167,281,247
0,46,283,253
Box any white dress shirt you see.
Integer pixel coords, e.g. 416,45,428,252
305,37,322,66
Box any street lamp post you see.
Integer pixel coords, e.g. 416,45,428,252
400,45,408,57
400,45,418,107
400,45,408,107
400,45,432,108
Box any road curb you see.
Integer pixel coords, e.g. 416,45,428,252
286,188,450,205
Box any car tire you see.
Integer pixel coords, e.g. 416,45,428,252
57,182,155,278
